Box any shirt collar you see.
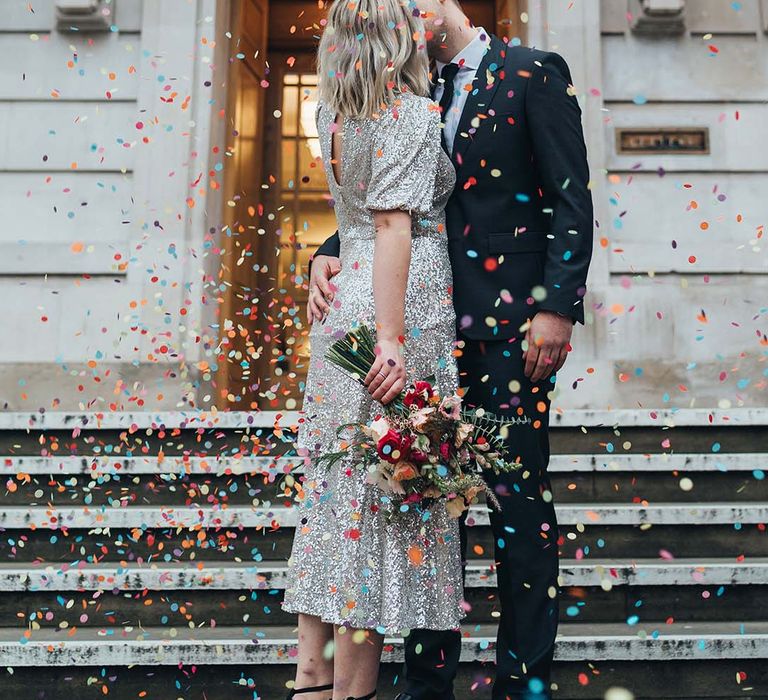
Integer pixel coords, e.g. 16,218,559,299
436,27,490,74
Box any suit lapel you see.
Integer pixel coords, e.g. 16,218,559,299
451,35,505,167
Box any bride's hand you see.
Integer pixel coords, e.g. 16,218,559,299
364,337,407,404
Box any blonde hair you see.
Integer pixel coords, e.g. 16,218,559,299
317,0,431,119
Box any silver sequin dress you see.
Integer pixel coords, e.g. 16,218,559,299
281,92,465,633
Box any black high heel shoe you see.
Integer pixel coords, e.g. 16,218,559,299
286,683,333,699
345,692,376,700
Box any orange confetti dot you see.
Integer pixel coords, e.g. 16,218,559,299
408,545,424,566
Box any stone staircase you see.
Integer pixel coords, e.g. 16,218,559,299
0,409,766,699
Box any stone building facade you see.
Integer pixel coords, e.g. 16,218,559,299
1,0,766,413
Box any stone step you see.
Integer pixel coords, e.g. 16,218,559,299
4,558,766,592
5,408,767,431
4,521,764,562
4,621,768,666
4,452,766,475
7,559,767,629
5,471,765,507
0,660,765,700
9,583,768,629
11,583,768,628
1,502,764,530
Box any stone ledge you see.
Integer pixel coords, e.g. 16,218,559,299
2,452,763,475
1,407,766,431
2,558,766,592
1,502,765,529
2,622,767,665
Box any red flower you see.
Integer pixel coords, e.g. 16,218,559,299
403,381,436,409
439,442,451,461
377,429,413,463
410,449,429,464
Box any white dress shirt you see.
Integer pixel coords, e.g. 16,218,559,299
433,27,492,155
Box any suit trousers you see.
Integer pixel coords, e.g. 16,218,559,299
401,333,560,700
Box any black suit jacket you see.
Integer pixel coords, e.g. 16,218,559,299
314,38,593,340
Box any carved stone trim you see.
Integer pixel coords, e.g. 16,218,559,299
631,0,686,36
55,0,113,32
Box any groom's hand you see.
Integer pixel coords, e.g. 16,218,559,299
307,254,341,324
523,310,573,383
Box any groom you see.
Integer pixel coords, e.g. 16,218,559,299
308,1,593,698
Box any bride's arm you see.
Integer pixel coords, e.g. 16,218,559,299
363,209,411,405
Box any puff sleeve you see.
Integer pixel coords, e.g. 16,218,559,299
364,96,441,215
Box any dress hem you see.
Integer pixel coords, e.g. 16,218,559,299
280,601,465,634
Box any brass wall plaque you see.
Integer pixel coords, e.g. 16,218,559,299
616,127,710,154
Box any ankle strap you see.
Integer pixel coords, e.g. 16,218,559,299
289,683,333,697
347,692,376,700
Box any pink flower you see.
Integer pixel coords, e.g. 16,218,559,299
438,394,462,421
410,407,435,432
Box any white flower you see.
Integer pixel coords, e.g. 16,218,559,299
362,415,391,441
365,467,393,493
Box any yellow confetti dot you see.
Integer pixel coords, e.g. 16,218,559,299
490,168,502,177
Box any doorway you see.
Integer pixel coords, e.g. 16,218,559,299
216,0,526,410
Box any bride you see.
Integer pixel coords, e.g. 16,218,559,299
281,1,463,698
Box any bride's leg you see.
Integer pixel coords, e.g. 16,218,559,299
332,625,382,699
292,613,334,698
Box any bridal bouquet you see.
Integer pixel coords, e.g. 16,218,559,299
317,326,523,519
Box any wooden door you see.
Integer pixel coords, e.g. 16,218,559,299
215,0,270,410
